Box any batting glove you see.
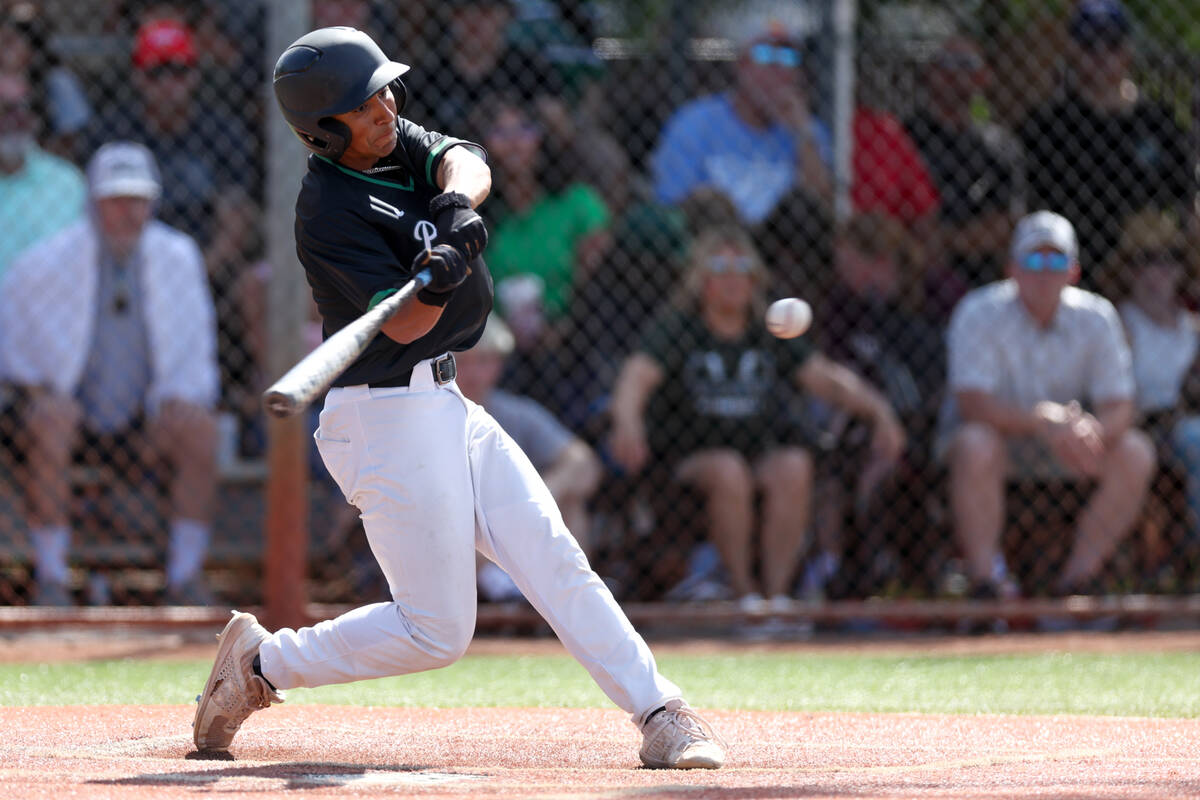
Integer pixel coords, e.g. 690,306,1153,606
429,191,488,260
415,244,469,306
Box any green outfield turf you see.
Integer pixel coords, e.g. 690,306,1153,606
3,650,1200,717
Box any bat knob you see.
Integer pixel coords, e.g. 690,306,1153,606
263,391,298,418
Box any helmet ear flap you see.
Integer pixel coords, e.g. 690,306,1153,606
289,117,351,160
390,78,407,114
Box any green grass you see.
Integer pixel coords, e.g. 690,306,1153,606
3,651,1200,717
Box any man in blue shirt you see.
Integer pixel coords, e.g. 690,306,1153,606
651,28,832,225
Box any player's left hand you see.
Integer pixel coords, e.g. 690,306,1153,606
430,192,488,259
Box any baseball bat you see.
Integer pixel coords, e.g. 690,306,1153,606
262,267,431,418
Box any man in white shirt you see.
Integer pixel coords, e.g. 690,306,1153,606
942,211,1155,598
1,142,219,606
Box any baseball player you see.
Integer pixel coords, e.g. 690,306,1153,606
192,27,725,770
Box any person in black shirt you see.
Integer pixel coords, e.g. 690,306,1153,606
1018,0,1193,288
904,35,1020,297
191,26,724,770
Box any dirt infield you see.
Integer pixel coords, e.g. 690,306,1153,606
2,704,1199,799
3,631,1200,798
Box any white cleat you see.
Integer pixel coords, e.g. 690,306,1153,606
192,610,283,751
639,698,726,769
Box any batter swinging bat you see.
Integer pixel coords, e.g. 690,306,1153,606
263,267,432,417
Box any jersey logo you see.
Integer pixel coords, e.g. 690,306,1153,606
413,219,437,249
368,195,405,220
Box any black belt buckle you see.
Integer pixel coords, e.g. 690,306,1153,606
432,353,456,385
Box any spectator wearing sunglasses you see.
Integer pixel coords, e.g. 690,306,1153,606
1018,0,1193,284
609,226,903,611
939,210,1155,602
1108,212,1200,572
650,24,833,226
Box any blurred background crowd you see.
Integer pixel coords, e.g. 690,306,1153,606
0,0,1198,626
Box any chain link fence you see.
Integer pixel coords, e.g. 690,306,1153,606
0,0,1197,621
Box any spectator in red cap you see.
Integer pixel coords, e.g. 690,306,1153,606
84,15,256,248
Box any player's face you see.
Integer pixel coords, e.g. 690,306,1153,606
334,86,398,170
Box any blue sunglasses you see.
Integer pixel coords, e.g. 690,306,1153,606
749,43,801,68
1020,251,1071,272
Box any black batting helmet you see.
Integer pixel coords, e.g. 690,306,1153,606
273,27,409,159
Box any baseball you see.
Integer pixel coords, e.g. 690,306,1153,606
765,298,812,339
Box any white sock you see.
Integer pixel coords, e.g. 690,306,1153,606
31,525,70,584
167,518,210,586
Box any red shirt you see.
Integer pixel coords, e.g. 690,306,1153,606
852,107,940,225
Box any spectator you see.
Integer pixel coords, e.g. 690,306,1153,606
407,0,564,141
850,104,939,233
86,15,256,245
455,315,604,601
803,213,945,599
0,3,92,161
472,93,612,412
608,225,904,610
0,142,220,606
1019,0,1192,283
0,71,85,281
904,35,1021,293
1109,211,1200,552
649,22,833,226
940,210,1155,600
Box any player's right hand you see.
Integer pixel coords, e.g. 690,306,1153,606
414,244,469,306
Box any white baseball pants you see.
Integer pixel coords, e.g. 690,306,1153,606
258,356,681,724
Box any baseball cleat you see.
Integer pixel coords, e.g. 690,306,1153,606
192,610,283,751
639,699,726,769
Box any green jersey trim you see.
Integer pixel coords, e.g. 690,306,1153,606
367,287,399,311
316,155,415,191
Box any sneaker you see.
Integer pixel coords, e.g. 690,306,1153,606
192,611,283,751
737,592,766,613
639,699,726,769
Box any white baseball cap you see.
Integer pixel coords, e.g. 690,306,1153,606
1010,210,1078,263
87,141,162,200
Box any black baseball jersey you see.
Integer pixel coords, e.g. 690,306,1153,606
294,118,493,387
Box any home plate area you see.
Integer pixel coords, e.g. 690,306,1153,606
5,704,1200,799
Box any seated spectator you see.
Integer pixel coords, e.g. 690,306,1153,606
0,142,220,606
650,21,833,226
407,0,565,141
904,35,1020,298
1108,211,1200,556
608,225,904,610
1019,0,1193,281
455,315,604,602
86,15,256,246
0,71,85,282
940,210,1156,599
850,104,939,233
803,213,946,599
472,93,612,411
0,3,92,161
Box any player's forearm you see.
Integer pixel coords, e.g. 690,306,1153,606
381,300,444,344
437,147,491,208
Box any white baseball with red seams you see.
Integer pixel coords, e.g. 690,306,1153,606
765,297,812,339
